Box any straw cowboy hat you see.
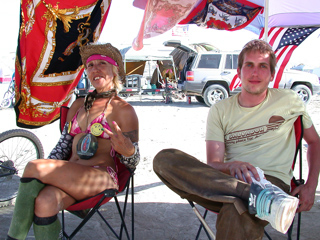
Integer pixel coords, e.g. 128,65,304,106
80,43,126,83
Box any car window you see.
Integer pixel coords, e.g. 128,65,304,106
225,54,239,69
198,54,221,69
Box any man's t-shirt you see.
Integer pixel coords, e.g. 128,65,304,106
206,88,313,185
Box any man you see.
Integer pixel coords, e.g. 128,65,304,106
153,39,320,239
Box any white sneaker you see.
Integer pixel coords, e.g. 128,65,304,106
248,182,299,234
235,167,270,186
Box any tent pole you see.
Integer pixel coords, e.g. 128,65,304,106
263,0,269,41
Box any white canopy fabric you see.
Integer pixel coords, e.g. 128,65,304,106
247,0,320,35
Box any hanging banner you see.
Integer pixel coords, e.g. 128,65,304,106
15,0,111,128
132,0,198,50
179,0,262,31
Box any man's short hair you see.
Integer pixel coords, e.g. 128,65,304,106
238,39,276,75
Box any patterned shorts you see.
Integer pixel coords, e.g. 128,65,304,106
106,166,119,189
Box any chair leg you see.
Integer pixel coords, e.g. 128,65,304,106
287,219,294,240
97,210,121,239
188,201,216,240
119,175,134,240
61,210,66,239
114,196,131,239
131,175,135,240
264,229,273,240
63,194,108,239
296,212,301,240
195,209,211,240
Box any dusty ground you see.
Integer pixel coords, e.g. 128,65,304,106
0,92,320,240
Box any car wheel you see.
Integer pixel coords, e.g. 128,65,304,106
203,84,229,107
291,84,312,104
195,96,205,103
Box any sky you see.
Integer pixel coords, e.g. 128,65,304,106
1,0,320,75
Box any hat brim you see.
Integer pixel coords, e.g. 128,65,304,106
80,43,126,83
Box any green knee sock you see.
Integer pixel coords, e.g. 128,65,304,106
7,178,45,240
33,215,61,240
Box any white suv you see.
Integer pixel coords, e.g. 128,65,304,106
165,40,320,107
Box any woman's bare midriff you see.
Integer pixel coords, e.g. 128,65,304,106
69,132,116,170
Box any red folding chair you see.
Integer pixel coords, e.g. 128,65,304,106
59,106,135,240
188,115,304,240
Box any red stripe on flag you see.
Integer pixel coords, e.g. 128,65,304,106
229,74,241,91
273,45,297,88
269,27,285,47
259,28,264,39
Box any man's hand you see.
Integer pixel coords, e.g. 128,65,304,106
227,161,260,184
291,183,316,213
207,141,260,183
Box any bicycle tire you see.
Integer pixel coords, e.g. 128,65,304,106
0,129,44,207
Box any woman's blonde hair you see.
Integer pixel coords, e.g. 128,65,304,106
112,65,123,92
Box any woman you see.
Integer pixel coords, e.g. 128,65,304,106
7,43,139,240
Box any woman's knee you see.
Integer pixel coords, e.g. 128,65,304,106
34,187,60,217
23,160,41,178
23,159,57,178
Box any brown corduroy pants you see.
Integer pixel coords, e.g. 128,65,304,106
153,148,290,240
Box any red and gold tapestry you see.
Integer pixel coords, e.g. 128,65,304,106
15,0,111,128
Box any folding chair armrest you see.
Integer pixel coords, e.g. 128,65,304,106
103,188,118,197
291,177,305,193
294,179,305,186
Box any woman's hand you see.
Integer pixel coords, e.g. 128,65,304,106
103,121,135,157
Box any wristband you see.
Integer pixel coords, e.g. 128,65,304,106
117,142,140,170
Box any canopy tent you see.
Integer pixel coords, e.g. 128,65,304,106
120,44,176,78
247,0,320,36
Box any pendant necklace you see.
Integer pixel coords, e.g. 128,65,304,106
76,89,116,159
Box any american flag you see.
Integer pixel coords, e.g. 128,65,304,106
229,27,318,91
260,27,319,88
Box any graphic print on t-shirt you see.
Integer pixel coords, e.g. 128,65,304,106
225,116,285,145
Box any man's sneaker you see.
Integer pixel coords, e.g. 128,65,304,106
248,182,299,234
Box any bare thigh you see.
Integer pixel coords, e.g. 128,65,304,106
23,159,118,200
34,185,76,217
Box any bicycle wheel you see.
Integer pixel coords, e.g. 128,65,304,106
0,129,44,207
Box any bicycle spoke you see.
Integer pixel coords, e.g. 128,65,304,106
0,129,43,205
